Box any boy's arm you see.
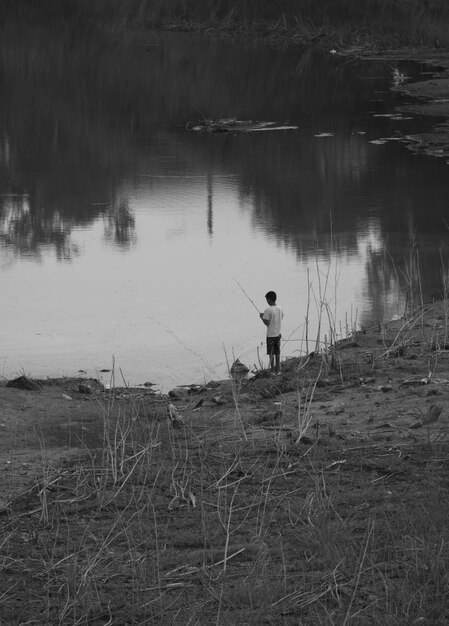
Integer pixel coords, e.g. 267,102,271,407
259,311,269,326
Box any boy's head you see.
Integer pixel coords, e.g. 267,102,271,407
265,291,277,304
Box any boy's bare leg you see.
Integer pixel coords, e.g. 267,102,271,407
275,355,280,373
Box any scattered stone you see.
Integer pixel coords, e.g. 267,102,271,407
168,387,187,400
6,376,39,391
78,384,93,394
230,359,250,382
187,385,206,394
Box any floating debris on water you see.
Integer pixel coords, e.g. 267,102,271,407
373,113,412,121
186,118,298,133
369,137,404,145
314,132,334,137
391,67,409,87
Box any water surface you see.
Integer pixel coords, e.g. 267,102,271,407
1,24,448,389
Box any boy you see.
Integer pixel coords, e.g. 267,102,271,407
260,291,283,374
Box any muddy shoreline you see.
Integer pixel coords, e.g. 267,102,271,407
2,299,449,491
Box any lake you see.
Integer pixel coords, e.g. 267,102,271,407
1,23,448,390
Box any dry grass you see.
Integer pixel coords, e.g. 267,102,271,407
2,247,449,623
2,300,449,625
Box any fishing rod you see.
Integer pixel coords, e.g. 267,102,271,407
233,278,261,314
147,314,218,377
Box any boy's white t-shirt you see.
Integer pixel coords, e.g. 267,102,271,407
262,305,283,337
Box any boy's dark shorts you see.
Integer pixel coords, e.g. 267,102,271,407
266,335,281,356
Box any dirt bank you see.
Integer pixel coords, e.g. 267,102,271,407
1,301,449,623
2,300,449,482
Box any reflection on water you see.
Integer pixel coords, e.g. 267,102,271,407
1,21,449,388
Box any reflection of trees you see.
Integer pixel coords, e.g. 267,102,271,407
362,243,410,323
1,10,448,315
0,195,79,262
207,171,214,237
178,97,449,317
2,19,383,262
103,200,136,248
182,120,449,255
360,233,449,325
0,21,147,261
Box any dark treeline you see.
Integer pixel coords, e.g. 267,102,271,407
2,0,449,46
